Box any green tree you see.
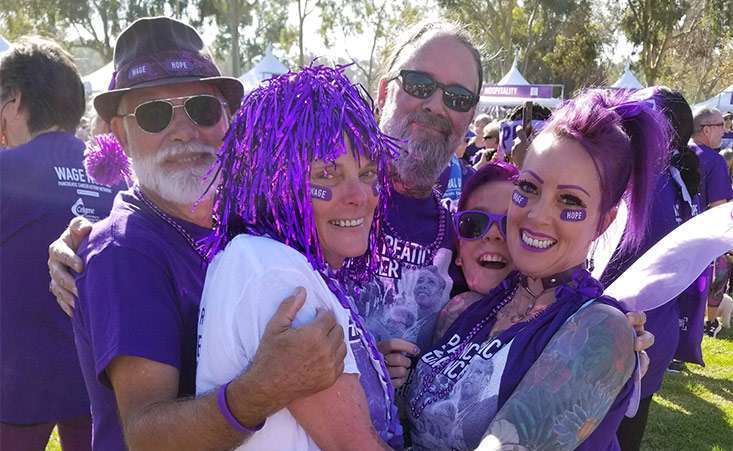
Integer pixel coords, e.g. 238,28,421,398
197,0,294,76
438,0,517,82
438,0,608,94
318,0,423,92
0,0,185,60
540,7,607,94
620,0,687,86
656,0,733,102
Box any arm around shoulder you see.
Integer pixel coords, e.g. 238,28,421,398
481,303,635,451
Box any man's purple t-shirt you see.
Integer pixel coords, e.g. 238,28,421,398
691,143,733,207
0,131,118,424
73,188,209,450
601,171,704,398
353,188,456,354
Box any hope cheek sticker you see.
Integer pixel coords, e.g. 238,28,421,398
561,209,587,222
310,185,333,201
512,190,528,207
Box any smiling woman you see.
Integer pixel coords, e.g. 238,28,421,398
310,151,379,269
408,89,671,451
195,65,403,450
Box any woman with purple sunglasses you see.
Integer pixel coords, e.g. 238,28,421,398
433,162,518,341
407,89,671,450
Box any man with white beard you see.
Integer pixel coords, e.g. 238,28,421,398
69,17,347,451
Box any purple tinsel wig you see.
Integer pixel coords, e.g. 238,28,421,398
541,89,670,252
457,161,519,213
204,64,400,283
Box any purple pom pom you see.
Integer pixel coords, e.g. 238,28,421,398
84,133,132,186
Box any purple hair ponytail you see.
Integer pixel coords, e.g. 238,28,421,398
544,89,670,252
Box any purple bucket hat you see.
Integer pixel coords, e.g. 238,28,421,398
93,16,243,121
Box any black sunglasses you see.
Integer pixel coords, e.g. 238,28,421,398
391,70,478,113
453,210,507,240
123,94,227,133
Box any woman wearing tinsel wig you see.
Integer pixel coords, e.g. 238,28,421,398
195,65,402,450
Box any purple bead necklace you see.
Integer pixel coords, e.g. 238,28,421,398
382,188,448,261
136,186,208,261
409,283,518,418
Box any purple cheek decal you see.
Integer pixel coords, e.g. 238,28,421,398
310,184,332,201
561,209,587,222
512,190,528,207
372,181,380,196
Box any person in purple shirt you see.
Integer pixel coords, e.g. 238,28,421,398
57,17,347,451
409,88,669,450
364,20,485,384
0,37,115,451
196,65,402,449
690,106,733,337
600,87,705,450
721,112,733,149
369,21,651,401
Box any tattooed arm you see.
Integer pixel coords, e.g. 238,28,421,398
478,303,635,451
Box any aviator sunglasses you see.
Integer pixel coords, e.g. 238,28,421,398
391,70,478,113
453,210,507,241
122,94,227,133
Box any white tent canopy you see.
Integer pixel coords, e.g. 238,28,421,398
82,62,114,96
693,85,733,113
611,63,643,89
0,35,11,54
497,56,530,86
479,55,563,109
239,46,288,92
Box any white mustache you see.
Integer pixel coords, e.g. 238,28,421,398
153,142,218,165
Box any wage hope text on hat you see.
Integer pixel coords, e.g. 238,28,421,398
94,16,243,122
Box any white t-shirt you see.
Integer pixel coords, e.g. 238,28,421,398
195,234,358,451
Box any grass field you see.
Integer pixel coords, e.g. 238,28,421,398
44,328,733,451
641,326,733,451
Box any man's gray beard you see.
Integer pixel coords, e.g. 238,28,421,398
131,141,219,206
380,106,456,197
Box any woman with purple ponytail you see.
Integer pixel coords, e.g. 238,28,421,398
195,65,402,450
407,89,669,450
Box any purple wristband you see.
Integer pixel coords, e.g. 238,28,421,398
216,381,266,434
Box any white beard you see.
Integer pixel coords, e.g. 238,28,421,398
130,141,219,206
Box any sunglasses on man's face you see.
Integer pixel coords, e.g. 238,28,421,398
391,70,478,113
453,210,507,241
123,94,227,133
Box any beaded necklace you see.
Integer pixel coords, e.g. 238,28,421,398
321,272,398,432
136,186,208,261
409,282,519,418
381,188,448,262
